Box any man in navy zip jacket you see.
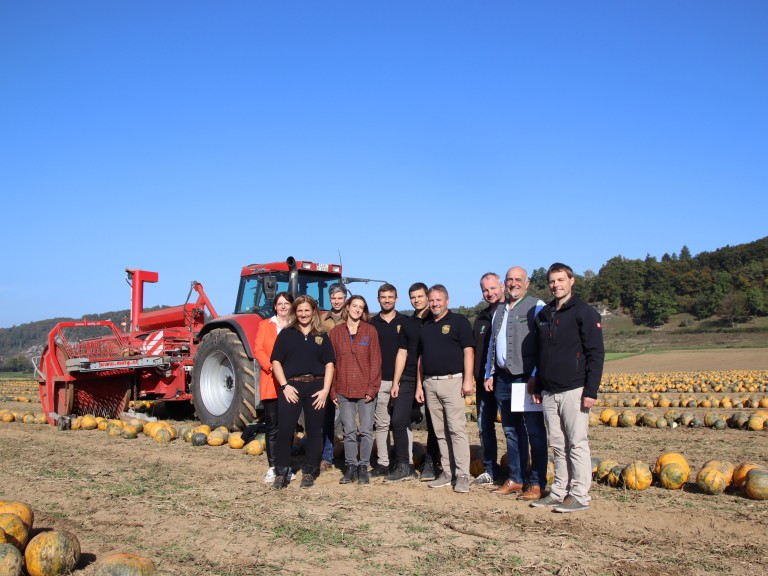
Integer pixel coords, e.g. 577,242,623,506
530,262,604,513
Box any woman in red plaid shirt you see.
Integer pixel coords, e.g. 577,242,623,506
329,295,382,485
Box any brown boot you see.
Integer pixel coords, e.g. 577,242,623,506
492,479,524,496
517,485,542,501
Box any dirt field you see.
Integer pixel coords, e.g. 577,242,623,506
1,349,767,575
604,349,767,373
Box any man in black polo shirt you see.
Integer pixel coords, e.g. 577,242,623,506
369,283,411,477
417,284,474,493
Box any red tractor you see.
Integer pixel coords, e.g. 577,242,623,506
34,257,357,430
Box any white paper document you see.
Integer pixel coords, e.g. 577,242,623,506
510,382,543,413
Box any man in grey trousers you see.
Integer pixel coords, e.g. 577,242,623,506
530,263,605,513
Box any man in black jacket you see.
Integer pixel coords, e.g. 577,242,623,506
530,262,604,513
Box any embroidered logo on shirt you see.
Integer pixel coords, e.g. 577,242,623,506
315,336,324,345
480,326,486,334
397,325,401,333
596,322,602,329
441,325,451,335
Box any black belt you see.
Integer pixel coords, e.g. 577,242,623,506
288,375,324,383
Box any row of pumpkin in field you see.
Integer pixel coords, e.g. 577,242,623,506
595,392,768,409
592,407,768,430
0,500,162,576
592,453,768,500
598,370,768,394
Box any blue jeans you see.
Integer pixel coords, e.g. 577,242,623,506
476,383,498,476
495,372,548,488
321,401,336,463
337,394,376,466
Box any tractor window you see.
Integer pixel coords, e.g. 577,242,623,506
236,272,338,315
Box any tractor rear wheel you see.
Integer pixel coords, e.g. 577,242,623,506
191,329,257,430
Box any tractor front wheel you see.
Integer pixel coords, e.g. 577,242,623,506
191,329,258,430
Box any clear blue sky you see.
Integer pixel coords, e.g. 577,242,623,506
1,1,766,328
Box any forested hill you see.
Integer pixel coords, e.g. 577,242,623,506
455,237,767,327
2,237,767,371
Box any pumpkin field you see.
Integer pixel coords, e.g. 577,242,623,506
1,349,767,575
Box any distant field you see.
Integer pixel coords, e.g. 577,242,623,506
604,348,767,373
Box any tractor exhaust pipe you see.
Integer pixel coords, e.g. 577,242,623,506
286,256,298,298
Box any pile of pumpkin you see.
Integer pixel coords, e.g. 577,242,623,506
0,379,37,403
0,409,48,424
599,369,768,394
591,407,768,431
593,453,768,500
596,392,768,409
63,414,274,456
0,500,161,575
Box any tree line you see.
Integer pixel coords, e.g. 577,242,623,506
457,236,767,328
2,236,766,372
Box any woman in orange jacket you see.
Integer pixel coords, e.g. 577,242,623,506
254,291,295,483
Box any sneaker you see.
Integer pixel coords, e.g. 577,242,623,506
319,460,333,473
300,471,316,489
420,461,436,482
339,465,358,484
530,494,563,508
385,463,419,482
428,472,452,489
264,467,276,483
453,474,470,493
472,471,493,485
553,495,589,513
357,464,370,485
370,464,389,477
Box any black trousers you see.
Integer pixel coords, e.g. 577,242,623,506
275,380,326,473
263,398,278,468
391,378,416,465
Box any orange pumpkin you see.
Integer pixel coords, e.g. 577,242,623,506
154,428,172,443
733,462,763,488
0,502,33,530
744,468,768,500
618,410,636,427
696,467,727,495
243,440,263,455
0,514,28,552
0,543,23,576
701,460,734,486
595,459,619,483
227,432,245,449
24,530,80,576
599,408,616,425
80,415,98,430
608,465,624,487
207,432,226,447
659,462,689,490
93,552,157,576
622,461,653,490
653,453,689,477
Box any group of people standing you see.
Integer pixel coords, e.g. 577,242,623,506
252,263,605,513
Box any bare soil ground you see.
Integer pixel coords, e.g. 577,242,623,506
604,348,768,373
1,349,767,575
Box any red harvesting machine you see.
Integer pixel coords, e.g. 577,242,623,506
33,257,355,430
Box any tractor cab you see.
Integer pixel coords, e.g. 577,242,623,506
235,257,343,318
